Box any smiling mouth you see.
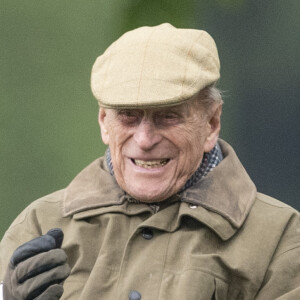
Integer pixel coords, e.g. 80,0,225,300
132,158,170,168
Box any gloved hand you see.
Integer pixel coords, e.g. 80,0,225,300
3,228,70,300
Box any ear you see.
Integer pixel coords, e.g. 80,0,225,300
98,108,109,145
203,104,222,152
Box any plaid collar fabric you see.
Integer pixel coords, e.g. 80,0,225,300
105,142,223,193
105,147,114,177
180,142,223,191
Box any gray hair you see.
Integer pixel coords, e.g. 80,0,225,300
189,85,223,114
198,85,223,105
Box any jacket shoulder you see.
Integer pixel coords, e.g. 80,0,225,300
250,192,299,256
0,189,67,280
253,194,300,298
256,192,297,209
2,189,66,245
250,192,299,229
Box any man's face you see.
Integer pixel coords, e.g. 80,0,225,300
99,100,221,203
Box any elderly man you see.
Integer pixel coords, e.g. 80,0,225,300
0,23,299,300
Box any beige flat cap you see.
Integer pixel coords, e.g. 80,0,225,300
91,23,220,108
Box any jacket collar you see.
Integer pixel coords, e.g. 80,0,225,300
181,140,256,229
62,140,256,240
62,157,127,217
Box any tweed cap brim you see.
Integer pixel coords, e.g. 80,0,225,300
91,23,220,108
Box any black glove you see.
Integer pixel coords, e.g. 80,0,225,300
3,228,70,300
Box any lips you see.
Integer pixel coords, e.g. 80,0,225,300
132,158,170,168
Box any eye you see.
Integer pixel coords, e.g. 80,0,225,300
155,111,182,126
162,113,178,119
117,109,142,124
118,110,136,117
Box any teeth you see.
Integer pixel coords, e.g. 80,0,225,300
134,159,169,168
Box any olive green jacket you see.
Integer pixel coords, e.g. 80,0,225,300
1,140,299,299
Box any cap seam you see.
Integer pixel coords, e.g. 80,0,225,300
136,27,157,105
180,31,206,98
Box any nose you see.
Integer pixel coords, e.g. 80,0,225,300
133,119,162,150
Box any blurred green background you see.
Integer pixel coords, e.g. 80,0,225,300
1,0,299,238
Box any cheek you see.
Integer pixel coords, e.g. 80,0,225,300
106,121,128,146
178,125,207,150
101,130,109,145
175,128,207,168
106,125,132,165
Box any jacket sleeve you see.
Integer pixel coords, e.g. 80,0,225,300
0,206,41,281
1,192,66,283
255,213,300,299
